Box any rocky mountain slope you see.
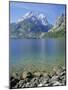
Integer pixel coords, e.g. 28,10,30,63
42,13,66,38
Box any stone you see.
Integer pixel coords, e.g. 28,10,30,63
11,72,18,79
32,82,38,87
10,78,19,89
14,83,19,88
39,76,49,84
62,66,66,71
43,72,48,77
18,80,25,85
53,66,63,75
31,77,38,82
33,72,42,77
25,82,30,87
30,77,40,87
42,79,48,84
60,70,66,76
43,83,49,86
38,83,43,87
20,71,33,79
51,75,59,81
53,81,62,86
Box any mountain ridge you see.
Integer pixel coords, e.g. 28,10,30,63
10,12,65,39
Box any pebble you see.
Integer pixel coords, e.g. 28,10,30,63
38,83,43,86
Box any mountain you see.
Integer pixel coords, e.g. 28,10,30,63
10,11,52,38
42,13,66,38
10,12,65,39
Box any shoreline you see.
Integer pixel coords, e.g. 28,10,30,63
10,65,66,89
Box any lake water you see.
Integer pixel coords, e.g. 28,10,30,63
9,39,65,72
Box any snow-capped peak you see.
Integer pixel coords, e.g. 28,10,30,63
17,11,34,23
38,13,46,19
17,11,48,25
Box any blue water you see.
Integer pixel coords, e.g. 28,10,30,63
9,39,65,71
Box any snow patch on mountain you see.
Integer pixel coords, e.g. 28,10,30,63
17,11,48,26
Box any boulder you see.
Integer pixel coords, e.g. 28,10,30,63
20,71,33,79
33,72,42,77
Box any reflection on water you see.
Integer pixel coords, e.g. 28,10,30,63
9,39,65,71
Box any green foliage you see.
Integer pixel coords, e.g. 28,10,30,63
43,28,65,38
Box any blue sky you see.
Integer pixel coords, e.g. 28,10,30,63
10,2,66,24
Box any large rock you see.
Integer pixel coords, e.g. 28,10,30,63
20,71,33,79
33,72,43,77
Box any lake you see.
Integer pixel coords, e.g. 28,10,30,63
9,39,65,72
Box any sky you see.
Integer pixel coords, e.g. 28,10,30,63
10,1,66,25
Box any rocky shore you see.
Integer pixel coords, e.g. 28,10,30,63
10,66,66,89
